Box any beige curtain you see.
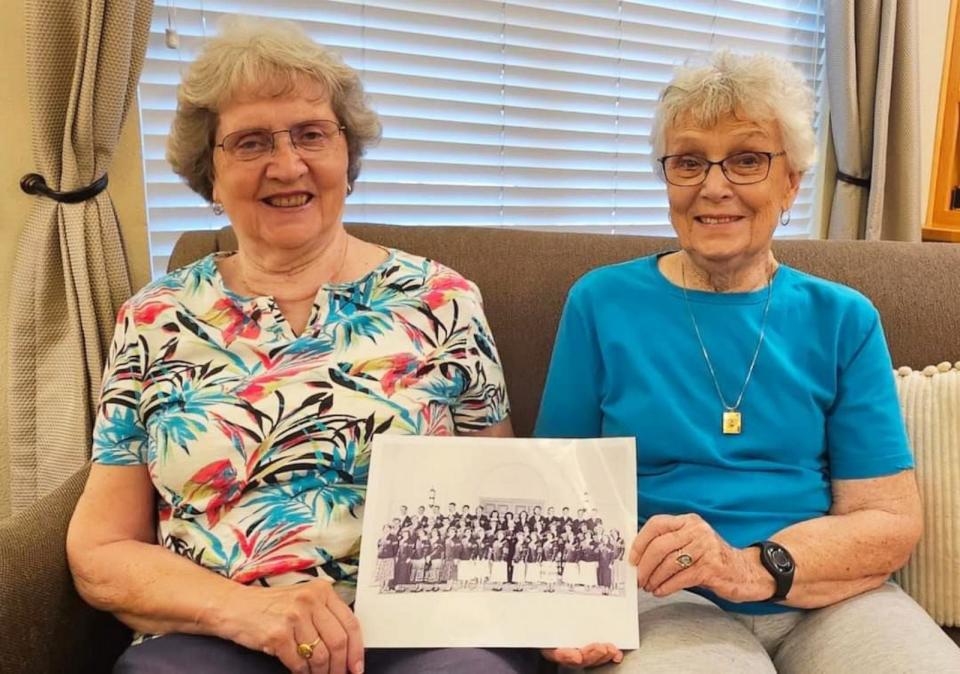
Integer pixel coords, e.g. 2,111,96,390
8,0,152,513
825,0,921,241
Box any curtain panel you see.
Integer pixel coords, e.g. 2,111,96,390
825,0,922,240
7,0,153,512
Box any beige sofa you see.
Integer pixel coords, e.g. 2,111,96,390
2,224,959,673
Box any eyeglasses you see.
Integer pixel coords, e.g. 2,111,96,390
658,151,786,186
215,119,346,161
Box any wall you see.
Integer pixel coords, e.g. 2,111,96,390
0,2,151,519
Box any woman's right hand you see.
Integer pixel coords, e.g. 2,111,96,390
217,579,364,674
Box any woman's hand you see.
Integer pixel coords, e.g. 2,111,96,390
630,514,774,603
217,579,364,674
541,644,623,668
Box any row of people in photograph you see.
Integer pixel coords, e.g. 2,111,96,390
376,524,626,593
393,503,607,539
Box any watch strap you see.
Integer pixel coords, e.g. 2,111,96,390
750,540,795,601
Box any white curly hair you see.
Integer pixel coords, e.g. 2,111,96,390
650,50,817,175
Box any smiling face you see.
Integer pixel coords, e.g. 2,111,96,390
664,113,800,272
211,80,349,256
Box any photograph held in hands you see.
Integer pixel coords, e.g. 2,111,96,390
355,435,638,649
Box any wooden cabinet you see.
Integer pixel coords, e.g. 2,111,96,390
924,0,960,242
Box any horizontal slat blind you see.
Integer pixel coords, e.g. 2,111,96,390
141,0,826,275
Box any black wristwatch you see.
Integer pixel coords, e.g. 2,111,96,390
750,540,795,601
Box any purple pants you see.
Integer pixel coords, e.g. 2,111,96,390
114,633,541,673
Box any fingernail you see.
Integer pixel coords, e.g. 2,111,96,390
354,661,364,674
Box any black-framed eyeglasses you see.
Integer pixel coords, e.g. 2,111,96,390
215,119,346,161
658,150,787,186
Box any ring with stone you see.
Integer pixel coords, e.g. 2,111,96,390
675,550,694,569
297,637,322,659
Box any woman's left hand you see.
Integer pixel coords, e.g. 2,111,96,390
629,513,773,603
541,644,623,668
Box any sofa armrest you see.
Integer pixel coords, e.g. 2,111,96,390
0,464,129,673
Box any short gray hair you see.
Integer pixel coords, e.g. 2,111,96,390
650,51,816,175
167,17,382,202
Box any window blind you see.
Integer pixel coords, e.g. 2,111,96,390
140,0,827,275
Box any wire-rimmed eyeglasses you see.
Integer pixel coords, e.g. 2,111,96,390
658,151,786,186
215,119,346,161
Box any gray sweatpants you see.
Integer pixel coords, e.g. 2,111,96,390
570,582,960,674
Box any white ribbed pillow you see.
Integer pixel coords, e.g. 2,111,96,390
893,362,960,626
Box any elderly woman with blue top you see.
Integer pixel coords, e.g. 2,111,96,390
536,52,960,672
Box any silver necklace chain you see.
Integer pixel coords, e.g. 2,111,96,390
680,261,775,413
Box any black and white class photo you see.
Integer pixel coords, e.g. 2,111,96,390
355,436,639,649
371,497,627,597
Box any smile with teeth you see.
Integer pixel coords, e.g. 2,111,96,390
697,215,742,224
264,194,311,207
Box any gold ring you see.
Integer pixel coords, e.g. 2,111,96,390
297,637,322,660
675,551,694,569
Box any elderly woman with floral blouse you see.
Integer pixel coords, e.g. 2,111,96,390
66,18,538,674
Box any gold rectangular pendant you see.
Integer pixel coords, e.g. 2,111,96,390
722,411,742,435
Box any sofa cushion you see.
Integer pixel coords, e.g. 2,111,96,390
895,362,960,626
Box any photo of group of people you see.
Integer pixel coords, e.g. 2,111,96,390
356,436,638,648
373,498,627,597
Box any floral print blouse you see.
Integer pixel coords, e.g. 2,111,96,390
92,249,509,604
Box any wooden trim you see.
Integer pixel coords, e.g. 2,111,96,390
924,0,960,241
923,224,960,242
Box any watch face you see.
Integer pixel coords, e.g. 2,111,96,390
768,546,794,572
